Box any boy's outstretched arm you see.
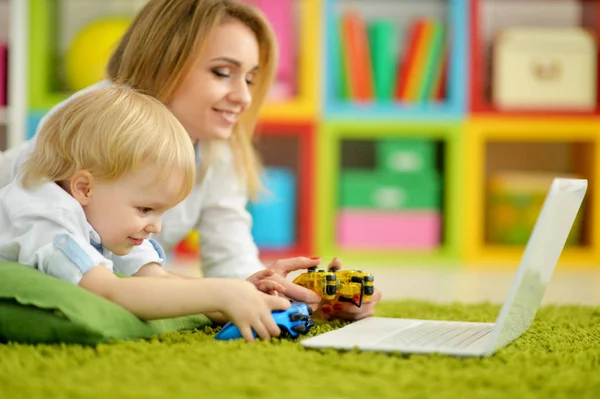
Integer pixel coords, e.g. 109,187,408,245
79,266,290,341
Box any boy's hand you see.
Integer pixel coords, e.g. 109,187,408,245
247,269,286,296
220,280,290,342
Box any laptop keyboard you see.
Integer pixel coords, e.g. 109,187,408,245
377,322,493,349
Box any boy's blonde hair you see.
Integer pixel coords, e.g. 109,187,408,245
107,0,278,198
21,86,196,205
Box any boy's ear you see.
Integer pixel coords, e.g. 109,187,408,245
70,170,94,206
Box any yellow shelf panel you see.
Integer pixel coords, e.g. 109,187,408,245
260,0,320,122
467,117,600,140
465,245,598,268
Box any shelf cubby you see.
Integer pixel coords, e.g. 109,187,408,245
470,0,600,117
316,120,463,265
464,117,600,266
253,121,316,260
323,0,467,120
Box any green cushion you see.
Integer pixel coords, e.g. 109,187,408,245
0,262,212,345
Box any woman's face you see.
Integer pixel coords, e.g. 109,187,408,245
168,20,260,141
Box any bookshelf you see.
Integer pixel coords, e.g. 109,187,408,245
11,0,600,266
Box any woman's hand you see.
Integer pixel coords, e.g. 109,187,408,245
315,287,382,321
260,256,382,320
312,257,382,322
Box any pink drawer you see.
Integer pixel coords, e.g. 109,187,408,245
336,210,441,249
0,42,6,106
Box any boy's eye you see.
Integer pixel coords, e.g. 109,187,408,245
138,207,153,214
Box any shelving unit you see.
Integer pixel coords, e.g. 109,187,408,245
6,0,600,267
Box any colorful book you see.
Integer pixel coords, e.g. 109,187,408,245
431,43,448,101
341,10,375,101
404,19,435,101
418,21,445,102
337,15,349,100
368,19,397,101
394,19,425,101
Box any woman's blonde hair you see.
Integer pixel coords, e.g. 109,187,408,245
107,0,278,198
21,86,196,205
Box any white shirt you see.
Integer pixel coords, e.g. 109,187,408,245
0,81,265,279
0,181,166,285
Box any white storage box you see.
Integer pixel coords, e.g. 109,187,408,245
492,27,597,110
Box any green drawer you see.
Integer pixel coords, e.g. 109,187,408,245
339,170,442,210
376,139,437,174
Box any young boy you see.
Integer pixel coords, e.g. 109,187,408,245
0,86,289,342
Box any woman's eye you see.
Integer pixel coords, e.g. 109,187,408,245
212,69,230,78
246,72,257,86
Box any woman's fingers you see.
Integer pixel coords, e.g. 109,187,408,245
330,302,376,321
327,289,382,321
270,257,321,275
328,257,342,271
277,277,322,304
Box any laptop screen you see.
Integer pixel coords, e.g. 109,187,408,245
486,178,587,354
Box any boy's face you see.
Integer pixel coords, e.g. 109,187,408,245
76,165,183,256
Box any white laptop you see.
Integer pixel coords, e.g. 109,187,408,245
301,178,588,357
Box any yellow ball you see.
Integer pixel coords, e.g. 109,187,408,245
65,18,131,92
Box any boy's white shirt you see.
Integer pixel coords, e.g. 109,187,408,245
0,180,165,285
0,80,265,280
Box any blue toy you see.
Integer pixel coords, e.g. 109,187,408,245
215,302,314,341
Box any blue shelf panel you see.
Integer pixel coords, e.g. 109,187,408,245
323,0,468,120
325,101,463,120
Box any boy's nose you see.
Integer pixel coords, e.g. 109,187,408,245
145,219,162,234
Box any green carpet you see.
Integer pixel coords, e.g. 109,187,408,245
1,300,599,399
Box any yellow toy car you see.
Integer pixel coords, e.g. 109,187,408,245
292,267,374,307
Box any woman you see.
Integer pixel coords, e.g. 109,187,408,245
0,0,381,320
